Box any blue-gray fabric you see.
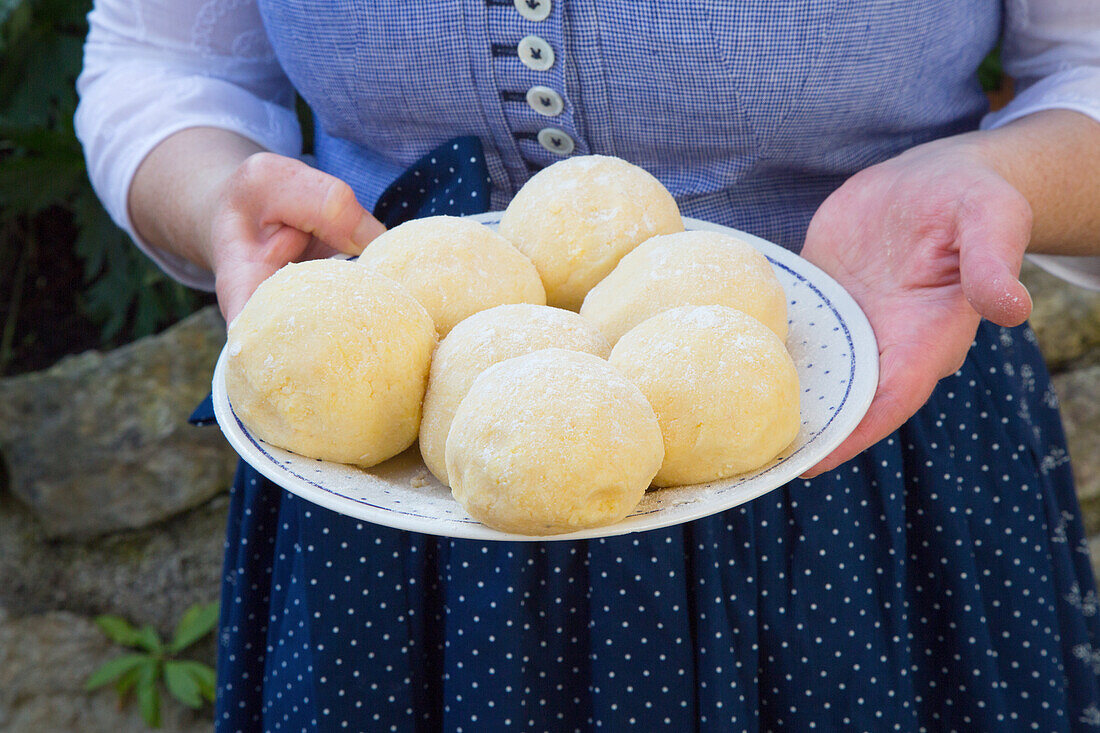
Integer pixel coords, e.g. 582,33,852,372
258,0,998,251
207,2,1100,731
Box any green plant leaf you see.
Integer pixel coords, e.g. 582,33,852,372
114,665,143,700
94,615,141,646
0,153,83,217
173,660,216,702
71,189,114,281
70,201,206,344
84,652,149,691
0,0,18,27
0,32,84,124
0,0,32,58
78,229,140,340
169,601,220,654
133,625,164,655
978,46,1004,92
164,661,204,709
136,661,162,728
131,285,167,340
0,116,82,155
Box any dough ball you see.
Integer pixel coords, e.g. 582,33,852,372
581,230,789,345
357,215,545,336
446,349,663,535
419,304,609,485
609,305,800,487
224,259,436,467
498,155,684,311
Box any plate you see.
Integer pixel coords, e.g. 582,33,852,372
212,214,879,541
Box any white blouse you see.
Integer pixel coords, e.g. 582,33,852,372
75,0,1100,291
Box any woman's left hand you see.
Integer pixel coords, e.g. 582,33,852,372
799,135,1034,477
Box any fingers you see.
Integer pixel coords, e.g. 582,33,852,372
212,153,386,322
797,151,1035,478
233,153,385,256
216,271,256,327
215,226,311,325
957,188,1033,327
801,344,940,478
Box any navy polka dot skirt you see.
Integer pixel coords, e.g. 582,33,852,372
208,140,1100,731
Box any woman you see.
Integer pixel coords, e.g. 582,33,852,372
77,1,1100,729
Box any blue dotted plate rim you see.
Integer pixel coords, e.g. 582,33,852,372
212,214,879,541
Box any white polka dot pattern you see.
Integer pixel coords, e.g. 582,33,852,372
209,139,1100,732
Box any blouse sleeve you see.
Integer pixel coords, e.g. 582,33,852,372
74,0,302,290
981,0,1100,291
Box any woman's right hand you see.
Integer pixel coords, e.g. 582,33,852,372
209,152,386,323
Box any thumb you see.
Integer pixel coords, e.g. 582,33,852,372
233,153,386,256
957,189,1033,327
260,159,385,255
801,341,940,477
215,227,315,325
217,261,270,327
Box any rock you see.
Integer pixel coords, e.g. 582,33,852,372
0,307,237,538
1055,365,1100,537
0,611,212,733
1021,261,1100,372
1090,536,1100,588
0,488,228,638
1024,262,1100,578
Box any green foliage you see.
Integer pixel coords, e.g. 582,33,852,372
978,45,1005,92
86,601,220,728
169,601,221,653
0,0,203,348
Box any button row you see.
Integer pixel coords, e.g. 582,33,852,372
508,0,572,157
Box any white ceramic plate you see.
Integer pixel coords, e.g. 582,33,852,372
213,214,878,541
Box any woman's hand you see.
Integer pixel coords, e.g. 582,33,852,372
799,135,1034,477
129,128,385,324
209,152,385,323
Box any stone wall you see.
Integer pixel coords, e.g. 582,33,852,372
0,265,1097,730
1024,262,1100,568
0,309,233,731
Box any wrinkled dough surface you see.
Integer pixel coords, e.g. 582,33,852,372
419,304,609,484
498,155,683,311
609,305,800,487
581,229,789,346
225,260,436,467
445,349,663,535
358,215,545,336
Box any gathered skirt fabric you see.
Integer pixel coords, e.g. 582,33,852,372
209,140,1100,731
212,317,1100,732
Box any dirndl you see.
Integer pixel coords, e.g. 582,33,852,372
200,138,1100,732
